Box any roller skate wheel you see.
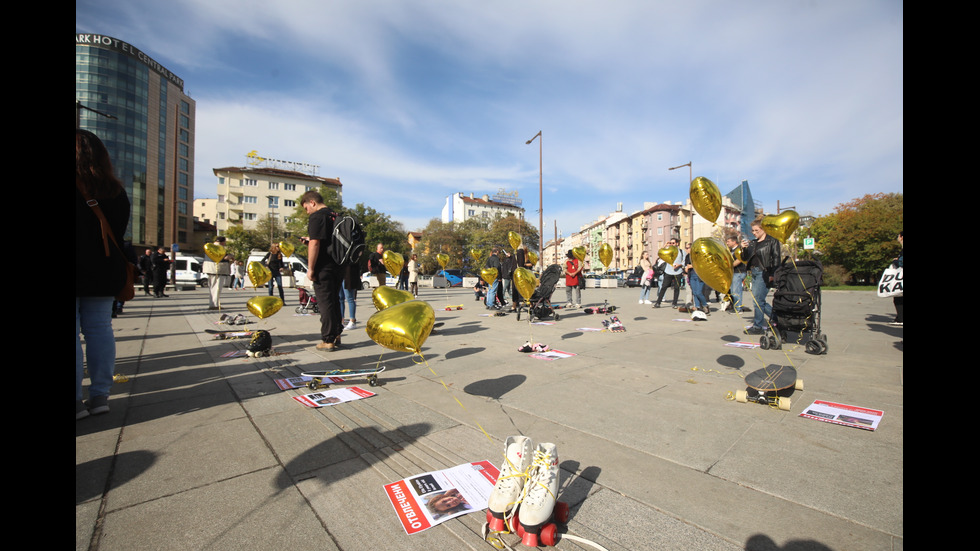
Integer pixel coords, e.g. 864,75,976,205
540,522,559,547
554,501,570,523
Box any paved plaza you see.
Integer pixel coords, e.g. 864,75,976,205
76,283,903,550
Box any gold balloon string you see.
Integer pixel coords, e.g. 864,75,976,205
415,352,494,444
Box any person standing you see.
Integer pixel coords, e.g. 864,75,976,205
263,243,286,304
202,236,231,309
339,261,359,330
76,128,131,419
152,247,171,297
743,219,782,334
408,253,420,297
485,247,503,309
891,231,903,326
654,238,684,308
638,251,653,304
500,250,515,309
564,250,582,309
137,249,153,296
368,243,387,287
726,234,747,313
302,190,343,351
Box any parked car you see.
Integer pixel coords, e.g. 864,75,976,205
434,269,478,288
361,271,398,290
625,273,642,288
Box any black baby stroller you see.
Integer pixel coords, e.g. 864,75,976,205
516,264,562,322
295,286,319,314
761,258,827,354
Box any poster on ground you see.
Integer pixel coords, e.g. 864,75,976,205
292,386,375,408
799,400,883,431
383,460,499,535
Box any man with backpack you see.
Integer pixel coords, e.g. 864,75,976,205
301,190,344,351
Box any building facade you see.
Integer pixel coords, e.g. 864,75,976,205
76,33,196,251
441,192,525,224
212,166,341,235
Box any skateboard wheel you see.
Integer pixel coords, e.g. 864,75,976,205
777,397,791,411
795,378,804,391
735,390,748,403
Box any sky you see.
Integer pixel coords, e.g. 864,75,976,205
77,0,903,240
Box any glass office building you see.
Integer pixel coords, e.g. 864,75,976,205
76,34,195,251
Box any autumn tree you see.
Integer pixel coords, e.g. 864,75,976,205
804,193,903,283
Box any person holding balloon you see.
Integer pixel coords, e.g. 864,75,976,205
262,243,286,304
726,234,747,313
654,239,684,308
743,219,782,335
203,236,231,309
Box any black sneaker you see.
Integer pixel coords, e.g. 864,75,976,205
744,326,764,335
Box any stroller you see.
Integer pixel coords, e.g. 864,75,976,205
295,287,319,315
761,258,827,354
516,264,563,322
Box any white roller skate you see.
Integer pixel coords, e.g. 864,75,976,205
516,442,563,547
486,435,533,533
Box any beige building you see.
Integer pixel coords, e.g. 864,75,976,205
212,166,342,234
441,192,525,223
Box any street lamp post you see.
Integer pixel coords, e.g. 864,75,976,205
669,162,692,245
526,131,543,271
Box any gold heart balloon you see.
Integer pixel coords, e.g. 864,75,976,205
658,245,678,264
247,261,271,288
247,296,282,319
691,238,734,295
480,267,498,285
572,246,587,261
366,300,435,354
513,267,538,302
278,241,295,258
372,286,415,311
436,253,450,269
204,242,226,263
382,250,404,278
508,231,522,251
690,176,722,223
761,210,800,244
598,243,613,268
470,248,484,263
527,251,538,266
732,247,743,262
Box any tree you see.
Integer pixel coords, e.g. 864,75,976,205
805,193,903,283
415,214,541,274
223,225,262,262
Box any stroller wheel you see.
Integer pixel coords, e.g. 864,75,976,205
295,306,303,314
554,313,560,321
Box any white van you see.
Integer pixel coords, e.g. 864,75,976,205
246,250,309,288
173,255,207,290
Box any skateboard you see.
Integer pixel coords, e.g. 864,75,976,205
205,329,255,340
733,364,803,411
300,365,386,389
444,304,464,311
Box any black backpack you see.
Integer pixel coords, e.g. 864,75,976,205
327,213,366,266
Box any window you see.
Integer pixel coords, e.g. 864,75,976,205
284,183,296,191
284,199,296,207
218,177,225,185
268,197,279,208
657,213,663,221
244,213,257,221
269,181,279,190
244,179,257,187
243,196,257,204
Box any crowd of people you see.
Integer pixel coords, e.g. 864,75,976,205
77,131,901,422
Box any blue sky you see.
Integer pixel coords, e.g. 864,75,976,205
77,1,903,239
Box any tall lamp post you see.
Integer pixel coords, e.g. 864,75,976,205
526,131,543,271
669,162,692,245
